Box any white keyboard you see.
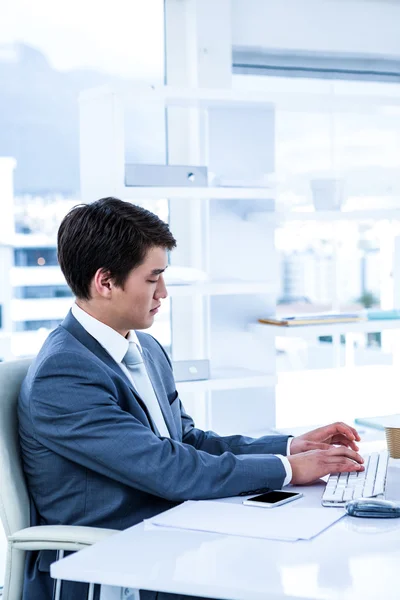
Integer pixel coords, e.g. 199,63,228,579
322,450,389,507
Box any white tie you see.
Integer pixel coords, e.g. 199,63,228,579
123,342,170,438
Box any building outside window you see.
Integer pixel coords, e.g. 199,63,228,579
14,247,58,267
235,72,400,427
14,285,73,299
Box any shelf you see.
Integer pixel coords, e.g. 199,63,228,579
168,281,276,297
176,368,276,393
80,84,400,114
247,208,400,226
11,266,67,287
81,84,276,108
120,184,275,201
277,208,400,222
251,320,400,339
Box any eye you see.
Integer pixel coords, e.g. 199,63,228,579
147,279,158,283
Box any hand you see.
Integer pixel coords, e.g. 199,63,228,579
290,422,361,455
288,447,365,485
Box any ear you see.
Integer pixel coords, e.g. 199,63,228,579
92,268,114,298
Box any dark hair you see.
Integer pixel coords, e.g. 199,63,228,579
57,197,176,300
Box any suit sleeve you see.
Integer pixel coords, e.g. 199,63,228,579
29,352,286,502
180,401,290,456
149,333,291,457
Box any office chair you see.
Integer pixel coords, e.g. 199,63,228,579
0,358,117,600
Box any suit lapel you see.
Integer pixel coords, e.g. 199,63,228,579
142,347,179,441
61,311,158,434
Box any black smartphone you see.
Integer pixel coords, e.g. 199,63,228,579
243,490,303,508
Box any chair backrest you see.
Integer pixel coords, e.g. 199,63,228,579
0,358,33,537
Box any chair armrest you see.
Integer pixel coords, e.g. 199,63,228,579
9,525,118,552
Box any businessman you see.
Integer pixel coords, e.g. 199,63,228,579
18,197,364,600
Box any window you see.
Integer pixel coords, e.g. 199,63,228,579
14,285,73,299
235,73,400,427
234,74,400,330
1,1,169,358
14,248,58,267
14,319,63,332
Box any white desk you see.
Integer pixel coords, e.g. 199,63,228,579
51,442,400,600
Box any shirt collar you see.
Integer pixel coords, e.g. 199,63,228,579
71,303,141,364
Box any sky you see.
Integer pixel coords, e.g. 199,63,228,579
0,0,164,78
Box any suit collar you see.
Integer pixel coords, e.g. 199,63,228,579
71,303,141,364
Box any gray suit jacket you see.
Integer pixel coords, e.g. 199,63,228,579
18,310,290,599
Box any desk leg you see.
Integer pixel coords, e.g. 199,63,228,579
100,584,140,600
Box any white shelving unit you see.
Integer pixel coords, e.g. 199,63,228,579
79,86,276,206
79,83,400,432
77,2,283,434
75,0,400,435
79,79,278,432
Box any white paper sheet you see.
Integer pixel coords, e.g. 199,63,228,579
147,500,345,542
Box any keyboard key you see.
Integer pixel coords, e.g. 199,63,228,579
373,450,389,496
322,449,389,507
354,486,365,499
363,452,379,497
331,488,344,502
322,491,339,502
343,488,354,501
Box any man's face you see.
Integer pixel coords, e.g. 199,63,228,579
111,246,168,331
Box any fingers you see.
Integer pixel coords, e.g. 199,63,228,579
333,460,365,473
325,446,364,464
327,421,361,443
329,434,359,451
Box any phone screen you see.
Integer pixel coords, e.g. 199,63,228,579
248,491,299,504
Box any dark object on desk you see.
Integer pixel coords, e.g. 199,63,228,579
243,489,303,508
346,498,400,518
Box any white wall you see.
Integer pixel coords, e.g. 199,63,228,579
232,0,400,59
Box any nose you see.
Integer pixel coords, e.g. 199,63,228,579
155,274,168,300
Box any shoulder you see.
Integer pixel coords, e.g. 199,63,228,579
22,341,119,417
28,326,109,385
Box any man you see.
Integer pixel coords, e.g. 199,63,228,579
18,197,364,600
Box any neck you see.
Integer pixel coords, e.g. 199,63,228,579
75,300,129,338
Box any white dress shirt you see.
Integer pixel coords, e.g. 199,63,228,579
71,303,292,484
278,440,293,486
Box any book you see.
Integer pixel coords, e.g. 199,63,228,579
258,313,364,327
